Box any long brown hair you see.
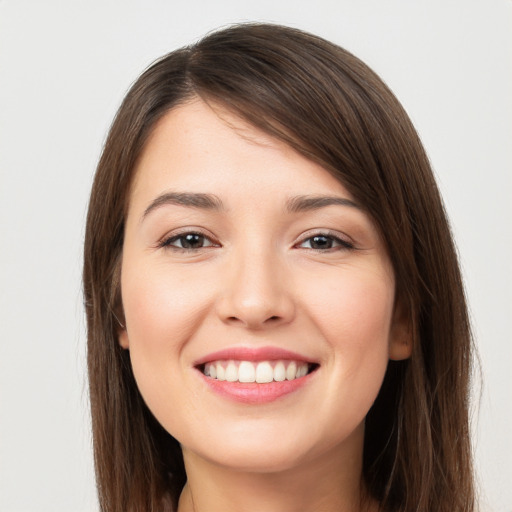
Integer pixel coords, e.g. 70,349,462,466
83,23,475,512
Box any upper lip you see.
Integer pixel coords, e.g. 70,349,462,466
193,346,318,367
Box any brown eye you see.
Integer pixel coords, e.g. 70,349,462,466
298,234,353,251
308,235,334,249
162,232,216,250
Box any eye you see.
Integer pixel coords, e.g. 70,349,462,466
297,233,354,251
160,232,218,251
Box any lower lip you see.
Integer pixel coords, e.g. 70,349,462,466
198,370,316,404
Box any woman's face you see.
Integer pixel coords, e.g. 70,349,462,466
119,99,410,473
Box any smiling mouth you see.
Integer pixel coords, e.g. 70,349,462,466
199,360,319,384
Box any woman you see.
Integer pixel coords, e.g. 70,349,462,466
83,23,475,512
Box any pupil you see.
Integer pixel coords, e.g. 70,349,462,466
311,236,332,249
182,234,203,248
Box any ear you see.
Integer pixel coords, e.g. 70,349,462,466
388,299,413,361
118,328,130,349
113,309,129,349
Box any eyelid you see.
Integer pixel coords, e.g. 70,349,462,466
294,229,355,250
155,227,355,252
157,227,220,250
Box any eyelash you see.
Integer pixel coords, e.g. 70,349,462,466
296,231,355,251
158,230,218,252
158,230,355,253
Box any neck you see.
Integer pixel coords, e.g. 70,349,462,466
177,428,377,512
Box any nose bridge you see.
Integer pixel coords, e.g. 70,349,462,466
218,239,295,328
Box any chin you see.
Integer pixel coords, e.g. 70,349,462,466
179,418,363,475
199,442,308,474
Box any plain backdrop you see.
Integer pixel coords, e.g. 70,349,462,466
0,1,510,511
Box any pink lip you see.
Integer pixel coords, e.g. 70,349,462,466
193,346,315,366
193,346,319,405
200,375,315,404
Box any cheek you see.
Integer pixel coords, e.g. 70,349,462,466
119,261,210,410
121,261,210,353
308,266,395,348
305,267,394,417
119,263,213,440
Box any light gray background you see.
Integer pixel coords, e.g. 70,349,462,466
0,1,510,511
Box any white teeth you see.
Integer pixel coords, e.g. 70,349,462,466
255,362,273,383
286,361,297,381
297,364,308,378
225,361,238,382
273,361,286,382
203,360,311,383
238,361,256,383
216,364,226,381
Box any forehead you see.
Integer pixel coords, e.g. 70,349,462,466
129,99,354,210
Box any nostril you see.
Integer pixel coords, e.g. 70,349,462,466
226,315,281,324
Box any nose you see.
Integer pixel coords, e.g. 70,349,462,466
215,247,296,330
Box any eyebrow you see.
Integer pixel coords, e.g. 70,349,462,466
141,191,360,221
285,195,360,212
142,192,225,220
